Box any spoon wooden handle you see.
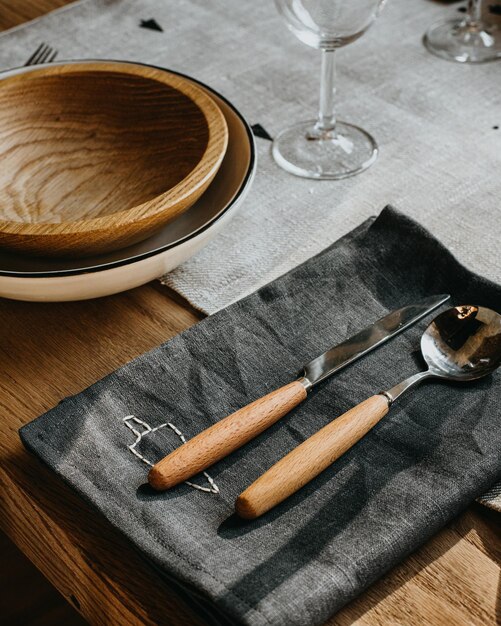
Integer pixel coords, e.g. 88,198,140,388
235,394,390,519
148,380,307,490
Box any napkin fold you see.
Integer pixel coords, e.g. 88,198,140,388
20,207,501,626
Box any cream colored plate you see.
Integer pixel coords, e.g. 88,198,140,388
0,61,256,301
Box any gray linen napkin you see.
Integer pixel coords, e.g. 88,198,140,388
20,207,501,626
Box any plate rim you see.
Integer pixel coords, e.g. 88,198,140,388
0,59,256,278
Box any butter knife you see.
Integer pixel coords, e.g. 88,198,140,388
148,294,449,490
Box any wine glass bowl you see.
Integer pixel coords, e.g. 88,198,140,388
273,0,386,180
276,0,385,49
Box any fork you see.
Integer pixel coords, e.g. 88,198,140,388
24,43,58,66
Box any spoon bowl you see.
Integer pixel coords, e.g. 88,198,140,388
421,305,501,381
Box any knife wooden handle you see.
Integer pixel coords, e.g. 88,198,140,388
148,380,308,490
235,394,390,519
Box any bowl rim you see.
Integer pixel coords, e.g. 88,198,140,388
0,60,256,278
0,60,229,238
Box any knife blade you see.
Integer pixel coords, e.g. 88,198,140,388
148,294,450,491
302,294,451,388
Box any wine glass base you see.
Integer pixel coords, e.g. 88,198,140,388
424,18,501,63
272,120,378,180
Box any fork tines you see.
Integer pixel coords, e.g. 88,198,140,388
24,43,58,66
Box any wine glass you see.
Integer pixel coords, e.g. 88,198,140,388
424,0,501,63
272,0,387,180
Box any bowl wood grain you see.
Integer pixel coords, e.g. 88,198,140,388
0,61,228,257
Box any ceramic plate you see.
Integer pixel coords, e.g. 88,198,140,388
0,60,256,301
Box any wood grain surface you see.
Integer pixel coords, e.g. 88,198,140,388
0,3,500,626
0,0,68,29
149,380,308,490
236,394,390,519
0,62,228,257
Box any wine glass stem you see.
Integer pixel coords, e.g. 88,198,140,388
466,0,482,26
315,49,336,135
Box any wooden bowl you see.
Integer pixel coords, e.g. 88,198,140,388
0,61,228,257
0,67,257,301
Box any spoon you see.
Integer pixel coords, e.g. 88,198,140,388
235,305,501,519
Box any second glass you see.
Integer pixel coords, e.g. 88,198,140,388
424,0,501,64
273,0,386,180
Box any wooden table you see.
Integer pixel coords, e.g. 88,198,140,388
0,2,500,625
